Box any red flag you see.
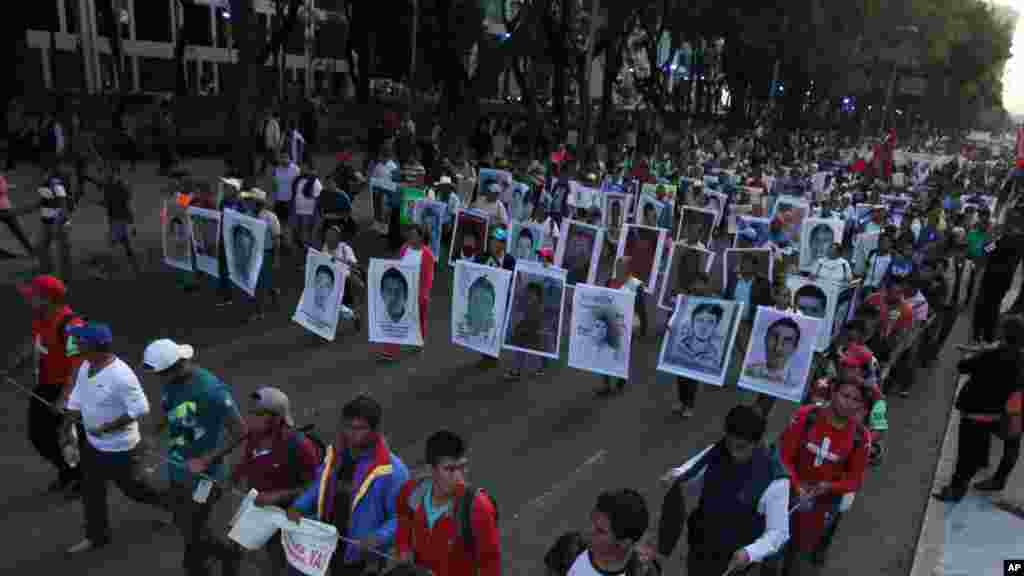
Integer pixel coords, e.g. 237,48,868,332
1015,126,1024,168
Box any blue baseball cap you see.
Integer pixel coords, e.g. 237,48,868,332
67,323,113,346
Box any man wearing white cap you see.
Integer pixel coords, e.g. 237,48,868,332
143,339,246,576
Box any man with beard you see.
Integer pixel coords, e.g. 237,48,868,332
657,405,790,575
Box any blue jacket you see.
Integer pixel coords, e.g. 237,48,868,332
291,437,409,563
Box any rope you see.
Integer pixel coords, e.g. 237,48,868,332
2,374,403,565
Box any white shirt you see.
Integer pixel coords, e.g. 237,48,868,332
293,176,322,216
272,163,301,203
539,217,561,247
324,242,358,267
814,257,852,284
567,550,628,576
39,182,67,220
67,358,150,452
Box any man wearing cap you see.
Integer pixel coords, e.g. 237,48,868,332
143,339,246,576
5,274,85,493
238,187,283,321
476,227,516,271
63,323,168,554
233,388,321,576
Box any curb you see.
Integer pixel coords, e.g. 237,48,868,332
908,375,964,576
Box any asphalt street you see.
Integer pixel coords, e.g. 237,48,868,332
0,159,963,575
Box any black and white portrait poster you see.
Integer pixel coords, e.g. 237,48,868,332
799,218,846,271
568,284,635,379
852,231,881,274
723,248,774,293
617,224,668,295
555,220,605,286
370,177,397,226
738,306,819,403
293,249,348,341
658,295,743,387
832,284,858,341
222,209,268,297
703,191,728,229
502,262,567,359
414,199,446,266
770,197,810,246
479,168,513,203
569,181,600,212
635,193,667,229
678,206,716,245
658,243,715,312
451,260,512,358
368,258,423,346
603,192,628,243
508,181,532,222
187,207,221,277
448,209,490,266
164,201,193,272
785,275,839,351
733,216,772,248
508,221,544,262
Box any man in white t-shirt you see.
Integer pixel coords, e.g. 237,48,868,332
566,489,655,576
290,165,322,249
814,242,853,284
63,323,167,554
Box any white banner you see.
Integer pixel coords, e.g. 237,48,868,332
282,519,339,576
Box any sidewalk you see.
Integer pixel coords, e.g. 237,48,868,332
910,374,1024,576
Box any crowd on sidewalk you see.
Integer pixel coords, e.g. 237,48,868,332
3,104,1024,576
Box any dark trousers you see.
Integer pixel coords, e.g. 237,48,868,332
950,417,1021,493
0,210,35,254
168,481,241,576
81,441,167,543
677,377,697,408
38,218,73,282
931,306,960,357
973,278,1011,342
27,383,78,482
217,228,233,301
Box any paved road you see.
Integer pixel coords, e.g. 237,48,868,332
0,159,963,575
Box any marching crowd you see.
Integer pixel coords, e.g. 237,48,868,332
2,107,1024,576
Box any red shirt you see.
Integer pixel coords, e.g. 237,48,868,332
232,429,320,493
396,480,501,576
865,292,913,336
32,306,84,389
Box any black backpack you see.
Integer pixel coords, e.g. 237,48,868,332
406,478,498,552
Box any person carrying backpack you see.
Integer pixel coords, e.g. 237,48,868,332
232,387,322,576
396,429,500,576
287,395,409,575
550,489,658,576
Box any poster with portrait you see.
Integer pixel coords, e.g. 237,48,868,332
555,220,605,286
733,216,771,248
502,262,567,359
413,199,446,266
448,209,490,266
738,306,820,403
658,295,743,386
635,193,668,229
771,197,810,245
478,168,513,204
293,249,348,341
703,191,728,229
799,218,846,271
658,243,716,312
832,283,858,341
723,248,774,293
508,181,532,222
163,201,194,272
852,231,881,275
451,260,513,357
222,209,268,297
727,204,753,236
568,284,635,379
569,181,600,212
368,258,423,347
508,221,545,262
187,207,221,277
617,224,668,295
399,186,426,226
370,178,397,225
785,275,839,351
603,192,629,242
678,207,716,245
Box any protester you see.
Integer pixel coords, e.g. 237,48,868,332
972,209,1024,343
813,242,852,284
142,338,247,576
0,170,36,257
239,188,283,321
63,323,168,553
322,224,364,329
291,162,322,251
272,152,301,249
287,394,408,575
98,160,142,278
378,223,435,362
596,257,644,397
6,275,85,493
564,489,656,575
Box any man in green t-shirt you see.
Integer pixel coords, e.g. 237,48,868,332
143,339,247,576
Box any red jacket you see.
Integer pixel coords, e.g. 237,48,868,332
396,479,501,576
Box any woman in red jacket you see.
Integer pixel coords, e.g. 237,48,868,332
378,223,435,362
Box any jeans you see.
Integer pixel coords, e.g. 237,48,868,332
167,481,241,576
28,383,78,482
81,441,167,543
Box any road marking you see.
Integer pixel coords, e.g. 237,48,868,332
510,449,608,522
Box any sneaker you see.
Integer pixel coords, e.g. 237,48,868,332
67,538,106,554
682,408,694,418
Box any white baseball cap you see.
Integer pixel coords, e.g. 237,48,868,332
143,339,195,372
